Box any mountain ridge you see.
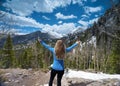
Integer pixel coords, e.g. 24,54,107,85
0,31,57,48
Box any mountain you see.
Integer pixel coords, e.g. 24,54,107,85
68,3,120,45
89,3,120,47
0,31,57,48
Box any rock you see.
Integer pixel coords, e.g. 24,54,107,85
106,83,114,86
35,83,40,86
8,79,12,82
4,81,9,84
114,81,120,86
22,74,28,78
4,73,12,77
28,68,32,71
15,80,20,83
18,73,23,76
68,80,72,83
33,71,38,75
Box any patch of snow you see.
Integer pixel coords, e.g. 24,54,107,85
80,36,96,51
40,84,56,86
64,69,120,80
40,84,48,86
79,42,83,51
89,36,96,45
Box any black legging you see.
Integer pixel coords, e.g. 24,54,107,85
49,68,64,86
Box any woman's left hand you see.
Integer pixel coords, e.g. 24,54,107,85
37,38,42,42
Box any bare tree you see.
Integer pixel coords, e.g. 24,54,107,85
0,12,16,39
0,1,16,39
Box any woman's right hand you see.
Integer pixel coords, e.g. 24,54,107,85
76,40,80,45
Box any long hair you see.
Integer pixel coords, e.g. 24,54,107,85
55,40,66,60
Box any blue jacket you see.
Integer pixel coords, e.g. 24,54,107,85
40,41,78,71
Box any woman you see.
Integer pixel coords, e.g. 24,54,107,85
39,39,80,86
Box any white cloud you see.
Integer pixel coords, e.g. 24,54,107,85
3,0,86,16
84,6,102,15
78,20,88,26
58,21,63,24
78,17,99,29
81,14,89,20
81,14,89,18
3,0,65,16
1,11,99,37
42,23,78,35
89,17,99,24
1,11,79,37
95,15,99,17
78,20,89,29
72,0,84,5
55,12,77,20
1,11,43,28
42,16,50,20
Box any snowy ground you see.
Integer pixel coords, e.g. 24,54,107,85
64,69,120,80
41,69,120,86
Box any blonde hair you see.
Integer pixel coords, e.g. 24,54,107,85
55,40,65,60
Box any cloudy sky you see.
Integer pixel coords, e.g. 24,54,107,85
0,0,115,37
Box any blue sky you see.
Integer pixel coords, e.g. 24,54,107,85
0,0,116,37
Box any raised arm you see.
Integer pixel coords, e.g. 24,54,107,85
39,40,54,53
66,41,80,53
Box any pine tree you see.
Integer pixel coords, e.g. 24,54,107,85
31,40,44,68
0,49,3,67
107,31,120,74
21,50,28,68
20,48,33,69
2,35,17,68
